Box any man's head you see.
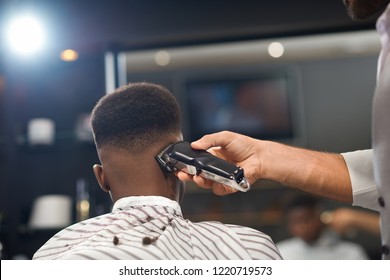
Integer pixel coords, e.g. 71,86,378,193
284,195,324,244
343,0,390,20
91,82,181,153
90,82,183,202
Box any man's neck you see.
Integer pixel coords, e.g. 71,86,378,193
100,148,177,202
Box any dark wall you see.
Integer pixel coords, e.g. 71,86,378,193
300,56,375,152
0,0,376,55
0,61,7,259
0,54,111,259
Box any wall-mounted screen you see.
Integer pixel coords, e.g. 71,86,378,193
183,73,295,142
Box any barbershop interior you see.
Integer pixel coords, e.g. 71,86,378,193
0,0,383,260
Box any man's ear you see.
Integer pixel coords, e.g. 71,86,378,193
93,164,110,192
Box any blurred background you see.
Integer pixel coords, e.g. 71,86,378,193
0,0,382,259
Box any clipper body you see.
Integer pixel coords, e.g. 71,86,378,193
156,141,250,192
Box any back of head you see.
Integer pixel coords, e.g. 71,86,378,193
91,82,181,153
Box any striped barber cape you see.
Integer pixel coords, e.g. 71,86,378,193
33,196,282,260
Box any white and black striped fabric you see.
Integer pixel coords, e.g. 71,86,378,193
33,196,282,260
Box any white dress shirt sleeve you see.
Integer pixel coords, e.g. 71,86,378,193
341,149,380,211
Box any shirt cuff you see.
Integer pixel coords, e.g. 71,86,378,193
341,149,380,212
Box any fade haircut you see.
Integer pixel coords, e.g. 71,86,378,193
91,82,181,153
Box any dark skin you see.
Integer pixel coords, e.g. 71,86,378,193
93,134,182,203
287,207,324,244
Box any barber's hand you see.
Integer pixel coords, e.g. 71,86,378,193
177,131,264,195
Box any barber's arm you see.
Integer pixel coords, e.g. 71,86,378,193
178,130,352,203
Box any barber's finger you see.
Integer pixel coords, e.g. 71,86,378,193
177,170,239,195
191,131,235,150
194,175,237,195
176,171,194,182
212,184,238,196
192,175,213,190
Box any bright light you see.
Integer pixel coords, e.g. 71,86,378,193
60,49,79,62
268,42,284,58
154,50,171,66
5,15,46,55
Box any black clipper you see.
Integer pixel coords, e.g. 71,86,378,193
155,141,250,192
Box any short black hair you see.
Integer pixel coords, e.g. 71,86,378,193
91,82,181,153
285,194,320,212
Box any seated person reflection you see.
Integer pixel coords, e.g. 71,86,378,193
323,207,380,237
276,194,368,260
32,82,281,260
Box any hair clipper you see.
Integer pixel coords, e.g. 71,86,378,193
155,141,250,192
